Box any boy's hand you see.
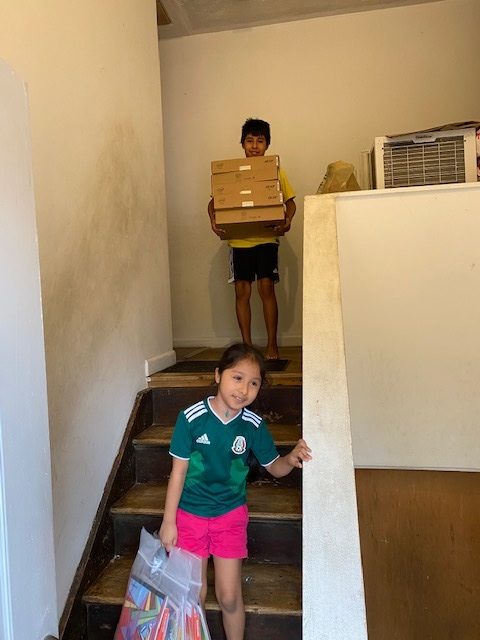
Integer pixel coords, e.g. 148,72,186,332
208,197,226,238
275,198,296,234
274,218,292,234
159,520,178,552
211,219,226,238
286,439,312,468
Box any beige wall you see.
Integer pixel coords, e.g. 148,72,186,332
0,1,172,613
159,0,480,348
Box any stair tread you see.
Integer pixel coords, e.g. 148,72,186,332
134,422,302,447
147,372,302,388
111,482,301,520
84,554,301,615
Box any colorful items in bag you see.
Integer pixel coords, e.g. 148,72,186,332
114,576,182,640
114,576,165,639
114,528,211,640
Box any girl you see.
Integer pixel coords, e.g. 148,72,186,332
159,343,311,640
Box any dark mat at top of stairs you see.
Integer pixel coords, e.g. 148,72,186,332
162,359,289,373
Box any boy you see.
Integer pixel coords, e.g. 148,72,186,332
208,118,296,360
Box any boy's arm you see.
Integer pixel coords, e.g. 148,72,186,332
265,438,311,478
208,197,226,238
285,197,296,231
275,197,296,234
159,456,189,551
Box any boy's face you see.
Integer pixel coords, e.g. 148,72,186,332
242,133,269,157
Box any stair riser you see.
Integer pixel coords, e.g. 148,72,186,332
247,456,302,488
86,604,120,640
134,445,302,487
153,386,302,424
86,603,301,640
134,446,171,482
112,516,301,565
207,610,301,640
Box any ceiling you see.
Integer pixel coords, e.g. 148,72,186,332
156,0,441,39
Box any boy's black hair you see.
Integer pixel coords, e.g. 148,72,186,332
240,118,271,147
217,342,267,386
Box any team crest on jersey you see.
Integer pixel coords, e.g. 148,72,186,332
231,435,247,455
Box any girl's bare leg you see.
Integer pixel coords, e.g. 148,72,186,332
213,556,244,640
200,556,209,605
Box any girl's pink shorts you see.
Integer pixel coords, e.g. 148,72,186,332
176,504,248,559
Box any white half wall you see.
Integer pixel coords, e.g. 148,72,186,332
303,195,367,640
0,1,172,614
159,0,480,348
334,183,480,470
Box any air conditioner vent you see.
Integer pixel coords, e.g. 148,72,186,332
383,136,466,188
372,127,477,189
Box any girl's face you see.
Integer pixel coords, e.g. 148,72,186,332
214,357,262,416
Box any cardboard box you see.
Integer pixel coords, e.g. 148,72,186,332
217,222,285,240
212,179,281,198
215,205,284,225
211,164,278,187
215,205,285,239
214,190,283,210
211,155,279,175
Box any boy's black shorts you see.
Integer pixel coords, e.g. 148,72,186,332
229,243,279,283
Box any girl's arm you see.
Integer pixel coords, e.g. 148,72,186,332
159,457,189,551
265,438,312,479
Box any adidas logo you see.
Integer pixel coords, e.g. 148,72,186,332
196,433,211,445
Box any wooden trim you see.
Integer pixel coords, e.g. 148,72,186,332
156,1,171,25
356,468,480,639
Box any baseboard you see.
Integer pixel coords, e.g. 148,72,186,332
144,349,176,377
172,335,303,349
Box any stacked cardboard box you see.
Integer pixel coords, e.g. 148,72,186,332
211,155,285,239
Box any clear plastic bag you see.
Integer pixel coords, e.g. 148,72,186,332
114,527,211,640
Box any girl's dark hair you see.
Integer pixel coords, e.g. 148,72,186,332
240,118,271,146
217,343,267,385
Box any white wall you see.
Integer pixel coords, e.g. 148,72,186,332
335,183,480,470
159,0,480,347
0,59,57,640
0,1,173,614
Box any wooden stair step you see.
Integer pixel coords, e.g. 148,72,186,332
147,372,302,388
110,483,302,562
84,554,301,616
152,385,302,425
133,421,303,485
111,482,301,520
146,346,302,389
134,422,302,447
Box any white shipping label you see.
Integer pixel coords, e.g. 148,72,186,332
240,190,253,195
241,201,254,207
239,164,252,171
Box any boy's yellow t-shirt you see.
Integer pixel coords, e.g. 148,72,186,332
227,167,295,249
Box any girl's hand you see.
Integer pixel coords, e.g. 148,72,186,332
287,439,312,468
159,520,178,552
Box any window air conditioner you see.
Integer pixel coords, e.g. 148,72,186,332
372,127,477,189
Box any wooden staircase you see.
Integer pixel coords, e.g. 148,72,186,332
72,357,303,639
